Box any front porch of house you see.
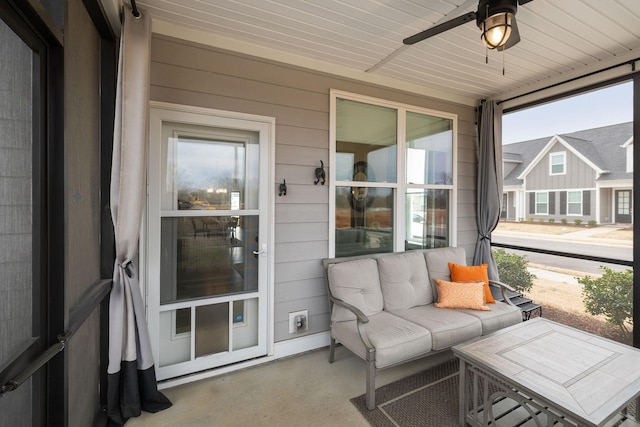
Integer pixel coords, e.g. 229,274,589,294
125,346,451,426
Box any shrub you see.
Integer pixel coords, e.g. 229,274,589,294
493,248,535,294
588,220,597,227
560,218,567,225
579,267,633,336
548,218,555,223
528,217,533,222
538,218,545,223
574,219,583,225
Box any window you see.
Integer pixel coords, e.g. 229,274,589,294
331,92,455,257
567,190,582,215
550,152,566,175
535,192,548,214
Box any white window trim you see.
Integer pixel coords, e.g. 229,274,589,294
549,151,566,176
535,191,549,215
567,190,583,216
328,89,457,257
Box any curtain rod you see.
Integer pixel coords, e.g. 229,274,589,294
497,58,640,106
130,0,140,18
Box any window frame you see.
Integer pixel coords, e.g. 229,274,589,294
567,190,583,216
549,151,566,175
535,191,549,215
329,90,457,257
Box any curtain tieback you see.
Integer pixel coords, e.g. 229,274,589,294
119,260,134,277
479,233,491,242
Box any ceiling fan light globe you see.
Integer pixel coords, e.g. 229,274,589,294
480,12,513,49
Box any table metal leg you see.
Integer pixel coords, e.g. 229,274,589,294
459,359,467,426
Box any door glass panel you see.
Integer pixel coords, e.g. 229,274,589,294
618,191,630,214
158,309,191,367
160,215,258,303
233,298,258,350
160,124,259,211
0,17,33,426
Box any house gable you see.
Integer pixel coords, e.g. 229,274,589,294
517,135,605,183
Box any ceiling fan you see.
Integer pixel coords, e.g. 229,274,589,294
403,0,534,51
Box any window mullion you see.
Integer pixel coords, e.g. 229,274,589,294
396,109,407,252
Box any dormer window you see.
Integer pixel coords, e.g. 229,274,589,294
549,152,566,175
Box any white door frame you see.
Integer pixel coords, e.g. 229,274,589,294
144,101,275,380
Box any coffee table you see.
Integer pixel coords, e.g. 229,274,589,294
453,317,640,426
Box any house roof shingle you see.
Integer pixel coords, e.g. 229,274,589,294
502,122,632,185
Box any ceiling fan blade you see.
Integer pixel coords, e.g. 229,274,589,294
403,11,476,45
497,16,520,51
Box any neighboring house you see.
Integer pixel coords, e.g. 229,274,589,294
502,122,633,225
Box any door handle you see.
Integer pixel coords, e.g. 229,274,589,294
253,244,267,257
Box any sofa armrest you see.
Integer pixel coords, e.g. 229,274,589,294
489,279,518,307
328,294,370,324
328,294,375,350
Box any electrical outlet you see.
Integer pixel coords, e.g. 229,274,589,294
288,310,308,333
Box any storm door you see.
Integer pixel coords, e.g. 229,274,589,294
615,190,632,224
147,104,273,380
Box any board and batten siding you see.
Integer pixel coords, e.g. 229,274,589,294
149,35,478,343
526,143,597,191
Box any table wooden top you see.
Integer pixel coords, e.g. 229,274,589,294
453,317,640,426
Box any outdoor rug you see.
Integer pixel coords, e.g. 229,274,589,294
350,359,459,427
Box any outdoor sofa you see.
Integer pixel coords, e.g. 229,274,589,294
322,246,523,410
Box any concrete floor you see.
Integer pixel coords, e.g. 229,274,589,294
126,346,453,427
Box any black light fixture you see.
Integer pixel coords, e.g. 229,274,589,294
476,0,518,49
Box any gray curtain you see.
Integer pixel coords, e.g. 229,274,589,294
473,99,503,280
107,6,171,425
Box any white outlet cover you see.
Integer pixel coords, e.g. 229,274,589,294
288,309,308,333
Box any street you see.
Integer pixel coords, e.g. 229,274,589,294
492,234,632,275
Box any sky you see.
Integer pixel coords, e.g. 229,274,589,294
502,81,633,145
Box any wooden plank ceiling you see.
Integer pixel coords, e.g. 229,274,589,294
118,0,640,106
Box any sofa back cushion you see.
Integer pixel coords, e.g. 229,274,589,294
377,251,432,310
327,258,383,322
423,247,467,297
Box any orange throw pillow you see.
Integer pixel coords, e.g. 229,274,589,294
448,263,496,303
434,279,490,311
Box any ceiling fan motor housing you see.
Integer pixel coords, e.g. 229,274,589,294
476,0,518,24
477,0,518,49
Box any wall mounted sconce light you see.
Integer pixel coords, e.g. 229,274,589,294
279,180,287,196
314,160,326,185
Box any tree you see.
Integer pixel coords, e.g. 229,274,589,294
492,248,535,293
579,267,633,336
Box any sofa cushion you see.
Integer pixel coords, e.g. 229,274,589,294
456,301,522,335
328,258,384,322
448,262,496,304
423,247,467,298
377,251,433,310
392,304,482,351
331,311,432,369
434,279,490,311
